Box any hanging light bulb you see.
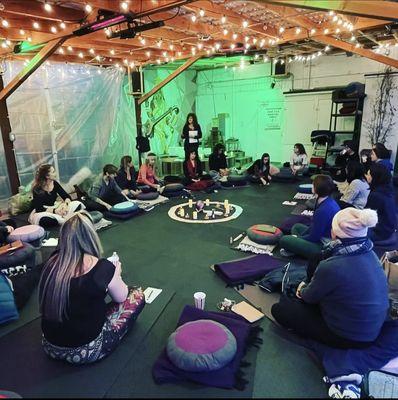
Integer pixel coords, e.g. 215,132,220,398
169,44,174,50
337,19,343,25
215,42,221,50
206,49,211,55
223,28,228,35
123,59,128,64
279,26,285,33
273,58,278,65
252,38,257,44
324,45,330,51
157,40,162,48
85,4,92,12
310,28,316,35
245,43,250,49
156,59,161,64
27,37,32,42
230,43,236,49
329,10,335,16
295,27,301,35
199,9,205,17
177,51,182,57
355,43,361,48
332,15,338,22
317,51,322,56
60,22,66,29
44,2,52,12
110,49,115,55
254,53,259,59
140,37,146,45
348,24,354,32
343,21,348,28
50,26,57,33
244,36,249,43
19,29,25,35
263,56,269,62
191,47,196,54
78,52,84,58
33,21,40,29
191,14,197,23
59,47,64,54
260,39,265,47
232,33,237,40
121,1,129,11
197,42,203,50
1,42,7,49
95,55,101,61
162,51,167,57
323,28,329,34
67,45,73,52
146,51,151,57
336,28,340,33
242,20,248,28
221,15,226,24
350,35,356,42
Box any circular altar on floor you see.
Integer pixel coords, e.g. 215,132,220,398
168,199,243,224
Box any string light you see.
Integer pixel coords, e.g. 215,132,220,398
332,15,338,22
260,39,265,47
197,42,203,50
156,59,161,64
1,42,7,49
50,26,57,33
60,22,66,29
27,37,32,42
123,59,128,64
145,51,151,57
223,28,228,35
78,52,84,58
310,28,316,35
95,55,101,61
67,45,73,51
324,45,330,51
355,43,361,48
199,9,205,17
350,35,356,41
121,1,129,11
323,28,329,34
44,2,52,12
88,48,94,54
191,14,197,23
337,19,343,25
263,56,269,62
329,10,335,16
295,27,301,35
336,28,340,33
252,38,257,44
230,43,236,49
279,26,285,33
221,15,226,24
215,42,221,50
242,20,248,28
177,51,182,57
162,51,167,57
33,22,40,29
19,29,25,35
110,49,115,55
244,36,249,43
232,33,237,40
85,4,92,12
169,44,174,50
59,47,64,54
245,43,250,49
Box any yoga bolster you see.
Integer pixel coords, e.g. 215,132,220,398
136,191,159,201
247,224,283,245
166,319,237,372
7,225,45,244
105,208,141,220
110,201,139,214
297,183,313,194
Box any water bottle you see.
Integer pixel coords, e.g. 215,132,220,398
108,251,119,266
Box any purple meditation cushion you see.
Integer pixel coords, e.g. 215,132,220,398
166,319,237,372
7,225,45,244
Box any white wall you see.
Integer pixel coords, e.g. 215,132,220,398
196,49,398,164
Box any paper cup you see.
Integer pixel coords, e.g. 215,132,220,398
194,292,206,310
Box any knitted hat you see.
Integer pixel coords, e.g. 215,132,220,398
332,208,378,239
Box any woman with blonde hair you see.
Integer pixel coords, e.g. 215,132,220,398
39,211,145,364
137,152,164,192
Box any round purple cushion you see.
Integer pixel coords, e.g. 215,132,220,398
110,201,138,214
166,319,237,372
7,225,45,243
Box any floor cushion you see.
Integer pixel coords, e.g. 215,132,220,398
105,208,141,220
0,244,35,269
272,168,296,182
136,191,159,201
247,224,283,245
297,183,313,194
227,175,247,183
167,319,237,372
7,225,45,244
110,201,139,214
88,211,103,224
164,183,184,193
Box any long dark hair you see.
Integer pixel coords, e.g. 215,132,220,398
120,155,132,171
372,142,391,160
33,164,52,191
346,161,366,184
368,163,392,190
184,113,198,127
261,153,270,167
213,143,225,156
185,148,200,162
294,143,306,155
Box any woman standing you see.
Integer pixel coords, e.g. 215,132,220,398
116,156,141,198
181,113,202,156
39,211,145,364
30,164,84,227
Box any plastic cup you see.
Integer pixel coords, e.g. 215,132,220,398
194,292,206,310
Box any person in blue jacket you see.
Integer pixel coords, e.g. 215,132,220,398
272,207,389,349
371,142,393,172
279,175,340,259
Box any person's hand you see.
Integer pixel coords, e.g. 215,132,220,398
6,226,14,234
65,198,71,205
192,179,200,183
122,189,130,196
105,203,112,211
296,281,306,299
115,260,122,275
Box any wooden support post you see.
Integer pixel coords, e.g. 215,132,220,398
0,36,69,102
0,75,20,194
316,35,398,69
138,55,202,106
134,96,144,167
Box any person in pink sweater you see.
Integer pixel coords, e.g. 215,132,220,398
137,153,164,192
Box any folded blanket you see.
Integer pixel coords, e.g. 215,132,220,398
152,305,262,389
214,254,286,287
234,236,276,255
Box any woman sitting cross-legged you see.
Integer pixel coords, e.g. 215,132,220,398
208,143,230,181
371,142,393,173
365,163,397,244
279,175,340,259
336,161,370,209
247,153,280,185
137,153,164,193
29,164,84,228
290,143,308,176
115,155,142,198
272,208,389,349
183,149,215,192
39,211,145,365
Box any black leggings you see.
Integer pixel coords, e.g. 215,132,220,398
271,295,374,349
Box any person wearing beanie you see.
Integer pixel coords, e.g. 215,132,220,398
279,175,340,259
365,163,397,243
272,207,389,349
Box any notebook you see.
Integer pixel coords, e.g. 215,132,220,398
231,301,265,323
143,287,162,304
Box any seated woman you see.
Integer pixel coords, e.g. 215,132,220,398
183,150,214,191
272,207,389,349
247,153,280,185
279,175,340,259
39,211,145,365
209,143,229,181
29,164,84,228
371,142,393,173
0,220,15,245
333,140,359,182
137,153,164,193
290,143,308,176
337,161,370,209
115,155,141,198
365,163,397,243
87,164,131,212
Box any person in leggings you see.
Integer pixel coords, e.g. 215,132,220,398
39,211,145,364
272,207,388,349
279,175,340,259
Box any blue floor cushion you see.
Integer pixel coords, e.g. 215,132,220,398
110,201,139,214
297,183,313,194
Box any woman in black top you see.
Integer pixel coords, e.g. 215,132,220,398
247,153,279,185
115,155,141,198
39,211,145,364
181,113,202,156
29,164,83,227
209,143,229,180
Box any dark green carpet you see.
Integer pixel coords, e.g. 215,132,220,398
0,183,327,398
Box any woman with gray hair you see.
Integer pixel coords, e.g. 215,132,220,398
39,211,145,364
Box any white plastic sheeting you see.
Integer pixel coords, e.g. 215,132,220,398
0,61,137,201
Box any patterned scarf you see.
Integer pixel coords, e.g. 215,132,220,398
324,236,373,257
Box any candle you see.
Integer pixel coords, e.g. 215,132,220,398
188,199,193,208
193,211,198,220
224,199,229,208
205,198,210,206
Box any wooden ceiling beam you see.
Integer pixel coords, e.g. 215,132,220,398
1,0,86,22
315,35,398,68
258,1,398,22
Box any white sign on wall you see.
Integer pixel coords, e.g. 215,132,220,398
261,102,284,130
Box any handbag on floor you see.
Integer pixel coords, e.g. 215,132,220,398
362,370,398,398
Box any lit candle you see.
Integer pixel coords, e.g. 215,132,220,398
193,211,198,220
188,199,193,208
205,198,210,206
224,199,229,208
